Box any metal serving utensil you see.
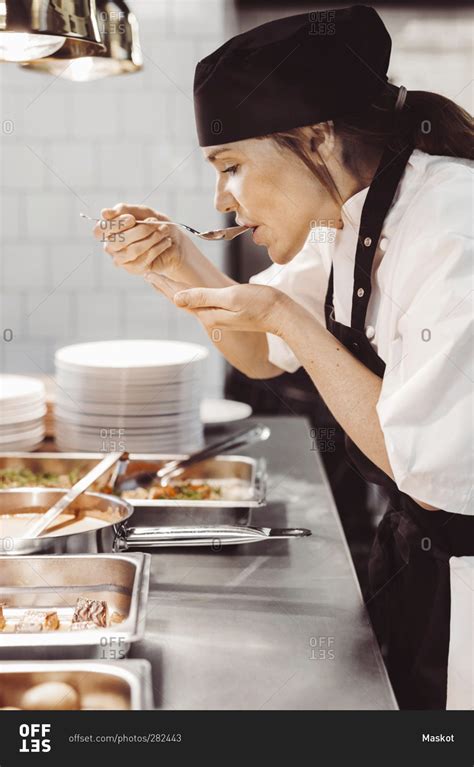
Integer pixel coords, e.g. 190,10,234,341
115,423,271,493
80,212,250,242
23,451,126,539
114,524,312,549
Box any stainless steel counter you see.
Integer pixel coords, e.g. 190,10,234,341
132,416,397,710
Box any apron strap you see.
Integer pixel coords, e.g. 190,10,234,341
350,142,414,330
324,267,334,327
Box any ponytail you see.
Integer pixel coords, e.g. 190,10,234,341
403,90,473,160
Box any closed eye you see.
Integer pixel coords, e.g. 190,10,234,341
222,165,239,175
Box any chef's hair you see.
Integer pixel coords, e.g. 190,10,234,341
261,84,473,204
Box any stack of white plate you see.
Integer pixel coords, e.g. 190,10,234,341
0,375,46,451
54,340,209,453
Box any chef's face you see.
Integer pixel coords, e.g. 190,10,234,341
204,137,339,263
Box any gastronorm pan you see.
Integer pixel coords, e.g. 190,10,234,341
0,452,267,526
0,659,153,710
0,487,309,549
0,553,150,659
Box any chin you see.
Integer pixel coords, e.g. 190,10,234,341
267,241,298,264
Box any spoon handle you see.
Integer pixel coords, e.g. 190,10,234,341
23,451,126,539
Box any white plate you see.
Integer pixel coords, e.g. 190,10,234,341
56,435,203,453
54,409,201,429
54,398,201,417
0,417,45,433
0,406,47,425
200,398,253,425
0,426,45,452
0,375,45,406
55,340,209,371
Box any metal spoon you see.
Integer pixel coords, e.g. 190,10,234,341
115,423,271,493
23,451,126,539
80,212,250,241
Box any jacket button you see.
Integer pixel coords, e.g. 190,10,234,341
352,342,359,351
364,237,372,247
357,287,365,298
379,237,388,252
365,325,375,340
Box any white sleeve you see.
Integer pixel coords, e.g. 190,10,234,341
377,233,473,514
249,237,330,373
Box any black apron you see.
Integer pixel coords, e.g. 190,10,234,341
324,141,474,710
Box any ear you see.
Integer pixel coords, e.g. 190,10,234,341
309,121,335,162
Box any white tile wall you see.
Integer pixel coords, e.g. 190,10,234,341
0,0,230,396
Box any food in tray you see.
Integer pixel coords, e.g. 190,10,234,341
72,597,108,628
20,681,80,711
80,690,128,711
0,467,82,490
0,599,125,634
0,509,112,539
0,465,224,501
122,480,222,501
3,681,128,711
15,610,60,633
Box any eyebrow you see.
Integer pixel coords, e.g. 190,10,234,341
206,148,233,163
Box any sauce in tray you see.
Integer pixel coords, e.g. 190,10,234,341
0,509,111,538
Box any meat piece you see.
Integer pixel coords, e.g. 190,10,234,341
110,611,125,625
0,605,6,631
72,597,108,628
15,610,59,633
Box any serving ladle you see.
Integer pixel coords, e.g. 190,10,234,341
80,212,250,241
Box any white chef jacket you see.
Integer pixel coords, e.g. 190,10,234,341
250,149,473,515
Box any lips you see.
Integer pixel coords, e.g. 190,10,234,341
236,219,258,229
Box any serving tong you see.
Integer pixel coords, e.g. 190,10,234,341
114,423,271,493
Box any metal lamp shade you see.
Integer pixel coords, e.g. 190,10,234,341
0,0,105,62
22,1,142,80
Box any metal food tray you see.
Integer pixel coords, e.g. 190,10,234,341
0,553,150,659
0,659,153,710
0,452,267,526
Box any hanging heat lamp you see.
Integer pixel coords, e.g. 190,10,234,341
0,0,104,63
22,1,142,80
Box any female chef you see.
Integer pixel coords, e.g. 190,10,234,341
94,7,473,709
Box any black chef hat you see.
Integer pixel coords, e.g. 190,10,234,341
194,5,391,147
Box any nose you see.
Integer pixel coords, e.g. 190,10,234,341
214,176,237,215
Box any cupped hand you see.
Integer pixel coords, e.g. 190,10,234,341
144,273,290,336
